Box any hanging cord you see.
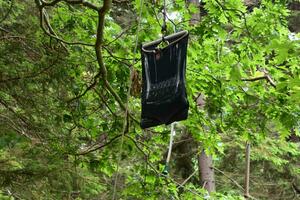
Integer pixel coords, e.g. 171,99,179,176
161,0,167,41
162,123,176,175
152,2,177,33
112,0,144,199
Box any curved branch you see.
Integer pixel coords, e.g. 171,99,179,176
36,0,138,123
35,0,94,47
42,8,94,47
77,133,122,155
67,75,99,102
94,0,128,112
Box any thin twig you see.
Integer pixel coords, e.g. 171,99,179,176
0,35,26,40
127,134,203,198
104,26,133,46
177,169,197,188
42,8,93,47
67,77,99,102
0,0,14,24
0,58,58,83
0,26,10,33
225,75,276,88
77,133,122,155
213,166,245,192
94,89,118,117
215,0,254,40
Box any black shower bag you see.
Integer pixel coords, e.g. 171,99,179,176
140,30,189,129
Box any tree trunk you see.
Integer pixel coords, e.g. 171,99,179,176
188,0,200,25
198,150,216,193
288,128,300,142
244,142,251,198
187,0,216,193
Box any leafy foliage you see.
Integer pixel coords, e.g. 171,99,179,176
0,0,299,199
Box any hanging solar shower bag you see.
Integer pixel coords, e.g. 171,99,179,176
140,30,189,129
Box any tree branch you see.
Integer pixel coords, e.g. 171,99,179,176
67,77,98,102
0,26,10,33
0,0,14,24
226,75,277,88
0,35,26,40
35,0,94,48
265,75,276,88
215,0,254,40
77,133,122,155
177,169,197,188
213,166,245,192
0,56,58,83
104,26,132,46
94,0,129,112
292,182,300,194
41,0,99,11
241,76,268,82
0,99,29,128
36,0,138,124
42,8,93,47
103,46,133,67
95,89,118,117
126,134,203,198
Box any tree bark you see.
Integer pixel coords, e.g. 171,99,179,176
198,150,216,193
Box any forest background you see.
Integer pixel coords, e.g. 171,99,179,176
0,0,300,199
